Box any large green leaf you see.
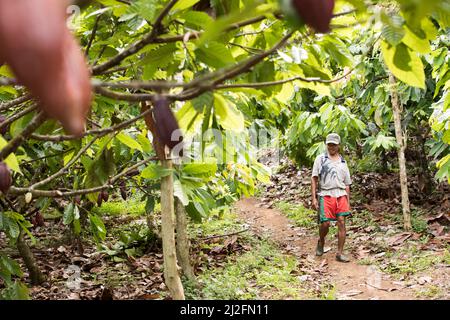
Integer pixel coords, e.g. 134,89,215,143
116,132,143,152
0,136,22,174
196,42,236,69
214,94,244,132
140,163,172,179
84,147,116,203
381,41,425,89
89,214,107,242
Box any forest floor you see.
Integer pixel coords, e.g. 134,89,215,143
1,159,449,300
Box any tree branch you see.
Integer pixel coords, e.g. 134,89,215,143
92,0,179,75
30,107,153,142
9,156,159,197
0,94,32,112
0,104,37,133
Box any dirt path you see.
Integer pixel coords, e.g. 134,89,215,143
235,197,416,300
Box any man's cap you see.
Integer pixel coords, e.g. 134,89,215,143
326,133,341,145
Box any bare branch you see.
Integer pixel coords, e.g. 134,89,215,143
9,156,159,197
0,104,37,133
30,107,153,142
0,94,32,112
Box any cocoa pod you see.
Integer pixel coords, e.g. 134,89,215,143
291,0,335,33
0,0,92,136
120,187,127,201
97,192,103,207
102,190,109,202
32,211,45,227
0,161,12,194
152,97,183,151
0,114,7,135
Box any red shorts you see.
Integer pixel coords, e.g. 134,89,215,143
319,195,350,223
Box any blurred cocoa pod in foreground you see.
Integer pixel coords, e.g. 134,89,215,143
0,161,12,194
0,0,92,136
291,0,335,33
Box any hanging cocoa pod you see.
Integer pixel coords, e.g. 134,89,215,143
119,181,127,201
102,190,109,202
0,161,12,194
97,192,103,207
291,0,335,33
0,0,92,136
152,97,183,151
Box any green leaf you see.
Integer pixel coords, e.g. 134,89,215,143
180,11,213,29
145,196,155,214
140,163,172,180
116,132,143,152
63,203,75,226
172,0,201,11
89,214,106,242
0,136,22,174
402,25,431,54
381,41,425,89
192,92,214,113
84,147,116,203
214,94,244,132
0,211,20,240
0,255,23,278
1,281,29,300
174,179,189,206
196,42,236,69
381,14,405,46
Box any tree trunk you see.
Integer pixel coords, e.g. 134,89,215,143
389,73,412,231
160,159,185,299
17,229,46,285
175,198,196,282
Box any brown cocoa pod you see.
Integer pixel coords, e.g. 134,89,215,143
291,0,335,33
0,0,92,136
120,187,127,201
97,192,103,207
0,161,11,194
102,190,109,202
0,114,7,135
33,211,45,227
152,97,183,151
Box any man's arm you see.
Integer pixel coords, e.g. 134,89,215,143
345,185,350,209
312,176,319,210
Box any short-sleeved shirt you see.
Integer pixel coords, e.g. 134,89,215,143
312,153,352,197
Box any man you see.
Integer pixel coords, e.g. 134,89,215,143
311,133,352,262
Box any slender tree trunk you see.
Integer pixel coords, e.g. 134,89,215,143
389,73,412,231
17,229,46,285
175,198,196,282
160,159,185,299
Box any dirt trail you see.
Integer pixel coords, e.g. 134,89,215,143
235,197,416,300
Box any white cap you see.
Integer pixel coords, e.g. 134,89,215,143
326,133,341,145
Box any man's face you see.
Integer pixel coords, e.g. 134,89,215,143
327,143,339,155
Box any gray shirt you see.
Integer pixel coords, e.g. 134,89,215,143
312,153,352,197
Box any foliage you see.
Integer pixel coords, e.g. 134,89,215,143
0,0,449,297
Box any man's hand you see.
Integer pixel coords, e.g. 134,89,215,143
312,197,319,210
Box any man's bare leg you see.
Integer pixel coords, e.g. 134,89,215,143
336,216,349,262
316,221,330,256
